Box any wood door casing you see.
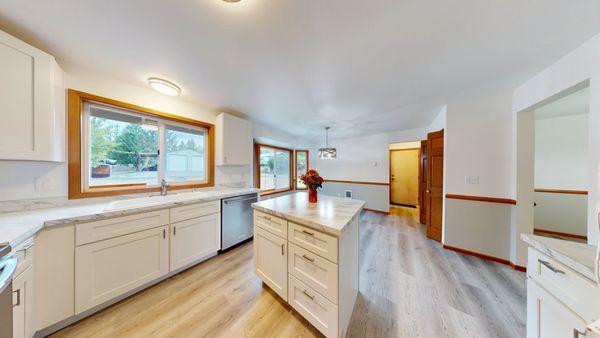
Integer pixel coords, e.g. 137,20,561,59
418,140,427,224
426,130,444,242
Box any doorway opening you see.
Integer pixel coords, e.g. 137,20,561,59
389,141,421,209
533,86,589,243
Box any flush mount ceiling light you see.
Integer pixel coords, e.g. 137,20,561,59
148,77,181,96
318,126,337,159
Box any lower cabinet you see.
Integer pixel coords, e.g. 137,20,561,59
527,279,588,338
75,226,169,313
254,226,288,301
170,213,220,271
13,265,34,338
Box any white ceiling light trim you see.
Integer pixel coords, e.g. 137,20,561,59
148,77,181,96
318,127,337,159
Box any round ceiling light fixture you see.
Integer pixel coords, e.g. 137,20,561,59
148,77,181,96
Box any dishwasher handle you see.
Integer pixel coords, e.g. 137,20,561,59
223,195,258,204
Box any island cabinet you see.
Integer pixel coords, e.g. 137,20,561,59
252,193,364,338
522,235,600,338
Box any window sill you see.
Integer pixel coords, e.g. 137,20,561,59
260,188,293,197
71,182,214,199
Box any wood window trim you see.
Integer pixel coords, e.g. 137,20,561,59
253,142,294,195
68,89,215,199
294,149,309,190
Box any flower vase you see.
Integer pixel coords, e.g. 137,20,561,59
308,188,318,203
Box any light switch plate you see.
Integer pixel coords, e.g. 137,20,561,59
35,176,54,191
465,176,479,185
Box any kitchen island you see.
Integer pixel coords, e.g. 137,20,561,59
252,192,365,338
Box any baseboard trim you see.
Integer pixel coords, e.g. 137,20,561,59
443,244,526,272
534,228,588,241
363,208,390,215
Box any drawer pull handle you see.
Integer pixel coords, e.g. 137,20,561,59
16,243,34,254
261,215,272,221
302,230,315,236
302,254,315,262
13,289,20,307
303,289,315,300
281,244,285,255
538,259,565,274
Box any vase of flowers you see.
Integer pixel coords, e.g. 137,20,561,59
300,170,324,203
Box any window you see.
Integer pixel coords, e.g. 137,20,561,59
254,143,292,195
294,150,309,189
69,90,214,198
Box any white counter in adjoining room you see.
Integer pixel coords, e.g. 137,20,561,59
251,192,364,338
521,234,599,337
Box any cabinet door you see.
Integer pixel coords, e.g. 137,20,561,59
215,113,252,166
254,226,287,301
0,30,63,161
527,279,588,338
170,213,221,271
75,226,169,313
12,265,34,338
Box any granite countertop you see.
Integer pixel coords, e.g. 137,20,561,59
521,234,598,282
252,192,365,236
0,188,260,248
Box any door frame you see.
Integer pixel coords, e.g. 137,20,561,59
388,146,421,207
418,140,428,224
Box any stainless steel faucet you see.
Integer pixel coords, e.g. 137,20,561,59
160,179,170,196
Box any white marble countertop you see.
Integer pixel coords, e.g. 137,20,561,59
252,192,365,236
0,188,259,248
521,234,597,282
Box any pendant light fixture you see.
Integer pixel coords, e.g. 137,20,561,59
318,126,337,159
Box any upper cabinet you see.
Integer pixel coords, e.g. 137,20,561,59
215,112,252,166
0,29,65,162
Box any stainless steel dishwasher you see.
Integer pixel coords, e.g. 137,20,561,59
0,243,18,338
221,193,258,251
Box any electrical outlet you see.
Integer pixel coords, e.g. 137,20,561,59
465,176,479,185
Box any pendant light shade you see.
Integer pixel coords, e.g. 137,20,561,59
318,127,337,159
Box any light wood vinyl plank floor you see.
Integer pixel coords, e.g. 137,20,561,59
51,207,526,338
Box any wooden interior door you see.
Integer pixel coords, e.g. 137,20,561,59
418,140,428,224
426,130,444,242
389,148,419,206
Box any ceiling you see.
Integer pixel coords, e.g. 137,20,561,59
535,87,590,120
1,1,599,139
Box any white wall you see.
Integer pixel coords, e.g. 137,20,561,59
444,92,514,260
535,114,588,190
446,92,513,198
513,32,600,246
0,64,304,205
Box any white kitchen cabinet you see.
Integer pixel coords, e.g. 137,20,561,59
215,112,252,166
13,265,34,338
254,226,288,301
75,226,169,313
170,213,221,271
527,279,588,338
0,29,64,162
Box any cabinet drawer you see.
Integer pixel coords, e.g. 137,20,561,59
289,243,338,303
527,248,600,322
76,210,169,246
75,226,169,313
170,201,220,223
288,274,338,338
13,237,34,276
254,211,287,239
288,222,338,263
